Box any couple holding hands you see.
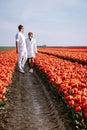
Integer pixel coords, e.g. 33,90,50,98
16,25,37,73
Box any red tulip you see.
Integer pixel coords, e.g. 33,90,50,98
67,100,75,107
75,106,82,112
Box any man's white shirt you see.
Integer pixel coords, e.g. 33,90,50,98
16,32,27,53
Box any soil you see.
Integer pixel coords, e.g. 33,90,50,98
0,64,76,130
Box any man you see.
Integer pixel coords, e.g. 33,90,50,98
26,32,37,73
16,25,27,73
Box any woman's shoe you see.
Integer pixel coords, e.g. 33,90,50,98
29,69,33,73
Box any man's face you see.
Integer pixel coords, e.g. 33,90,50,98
28,34,33,40
21,27,24,33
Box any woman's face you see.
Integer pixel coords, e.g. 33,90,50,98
28,34,33,40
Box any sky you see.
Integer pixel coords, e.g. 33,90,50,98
0,0,87,46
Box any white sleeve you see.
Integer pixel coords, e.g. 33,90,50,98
34,40,37,53
16,33,20,42
25,38,28,49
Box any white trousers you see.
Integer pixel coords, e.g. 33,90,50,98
18,51,27,70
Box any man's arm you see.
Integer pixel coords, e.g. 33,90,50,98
15,33,19,54
16,41,18,54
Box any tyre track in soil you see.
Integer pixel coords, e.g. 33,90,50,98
5,64,75,130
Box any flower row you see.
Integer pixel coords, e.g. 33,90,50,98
35,52,87,129
0,49,17,102
38,48,87,64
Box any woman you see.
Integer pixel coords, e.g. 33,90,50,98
26,32,37,73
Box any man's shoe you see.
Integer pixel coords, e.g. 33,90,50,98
19,69,25,73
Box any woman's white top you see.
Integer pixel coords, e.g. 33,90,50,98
26,38,37,58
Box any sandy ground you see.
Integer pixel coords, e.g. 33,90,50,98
0,64,75,130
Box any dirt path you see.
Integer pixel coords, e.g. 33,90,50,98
2,64,75,130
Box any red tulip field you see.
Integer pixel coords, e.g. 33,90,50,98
0,47,87,130
0,49,17,104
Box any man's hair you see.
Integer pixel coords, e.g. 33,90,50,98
18,25,23,31
28,32,33,36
